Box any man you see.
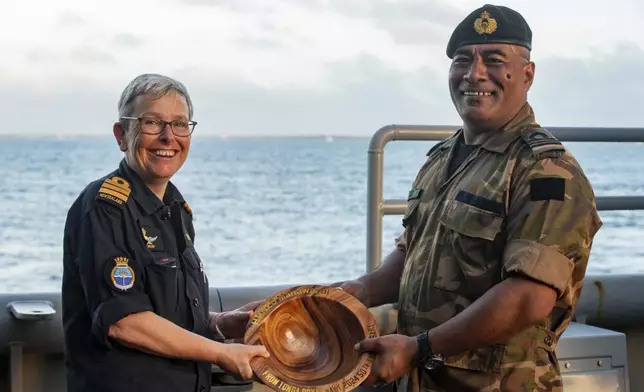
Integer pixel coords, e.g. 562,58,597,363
340,5,602,391
62,73,268,392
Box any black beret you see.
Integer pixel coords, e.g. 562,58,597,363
446,4,532,59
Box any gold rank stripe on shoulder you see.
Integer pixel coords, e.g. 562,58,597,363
98,176,131,205
183,201,193,216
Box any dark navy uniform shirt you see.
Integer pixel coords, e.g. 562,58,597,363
62,159,213,392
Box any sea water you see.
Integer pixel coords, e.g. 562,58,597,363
1,136,642,293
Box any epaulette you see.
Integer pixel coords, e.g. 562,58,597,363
183,201,193,217
520,127,566,159
96,176,131,207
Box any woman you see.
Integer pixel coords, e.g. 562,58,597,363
61,73,268,392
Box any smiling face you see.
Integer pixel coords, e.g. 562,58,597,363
114,90,192,187
449,43,535,133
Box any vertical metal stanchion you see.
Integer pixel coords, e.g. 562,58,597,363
9,341,23,392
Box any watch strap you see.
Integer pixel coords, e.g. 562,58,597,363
416,331,431,366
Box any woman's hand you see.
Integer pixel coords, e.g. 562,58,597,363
216,343,270,380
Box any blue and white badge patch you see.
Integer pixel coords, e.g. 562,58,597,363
110,257,135,291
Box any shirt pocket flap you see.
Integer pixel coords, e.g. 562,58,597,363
439,191,504,241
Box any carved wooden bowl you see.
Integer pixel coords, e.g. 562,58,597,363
244,285,379,392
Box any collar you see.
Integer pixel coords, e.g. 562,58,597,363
436,103,537,154
118,159,185,215
435,130,462,153
480,103,537,153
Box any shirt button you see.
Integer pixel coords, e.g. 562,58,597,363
199,387,206,392
193,298,199,307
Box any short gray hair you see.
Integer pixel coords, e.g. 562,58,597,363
117,73,194,120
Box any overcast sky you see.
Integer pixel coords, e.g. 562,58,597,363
2,0,643,137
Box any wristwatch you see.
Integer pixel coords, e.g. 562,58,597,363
416,331,445,371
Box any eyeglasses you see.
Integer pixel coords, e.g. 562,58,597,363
120,116,198,137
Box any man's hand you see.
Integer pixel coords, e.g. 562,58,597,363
354,334,418,385
334,280,370,307
212,300,264,340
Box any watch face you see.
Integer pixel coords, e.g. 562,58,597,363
425,357,444,371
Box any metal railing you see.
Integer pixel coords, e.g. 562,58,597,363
366,125,644,272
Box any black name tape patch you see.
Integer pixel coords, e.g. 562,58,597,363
455,190,505,215
530,177,565,201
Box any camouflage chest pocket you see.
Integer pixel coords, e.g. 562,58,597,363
435,190,505,294
439,190,505,240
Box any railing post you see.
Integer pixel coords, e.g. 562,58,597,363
5,300,57,392
366,137,385,273
366,125,455,273
366,126,396,272
9,342,23,392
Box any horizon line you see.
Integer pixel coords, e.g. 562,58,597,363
0,133,381,140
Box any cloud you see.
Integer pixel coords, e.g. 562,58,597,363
55,11,86,28
365,0,464,46
0,54,453,137
2,41,643,138
173,54,454,136
0,80,117,137
69,46,116,65
529,42,644,127
178,0,461,49
111,34,145,49
1,0,643,136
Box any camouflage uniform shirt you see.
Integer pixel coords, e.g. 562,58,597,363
395,104,602,391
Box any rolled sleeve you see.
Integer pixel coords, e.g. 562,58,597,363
92,294,153,346
503,240,574,296
75,204,154,346
502,154,602,298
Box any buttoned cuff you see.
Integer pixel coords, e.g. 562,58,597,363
502,239,574,298
91,294,153,348
209,312,226,342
